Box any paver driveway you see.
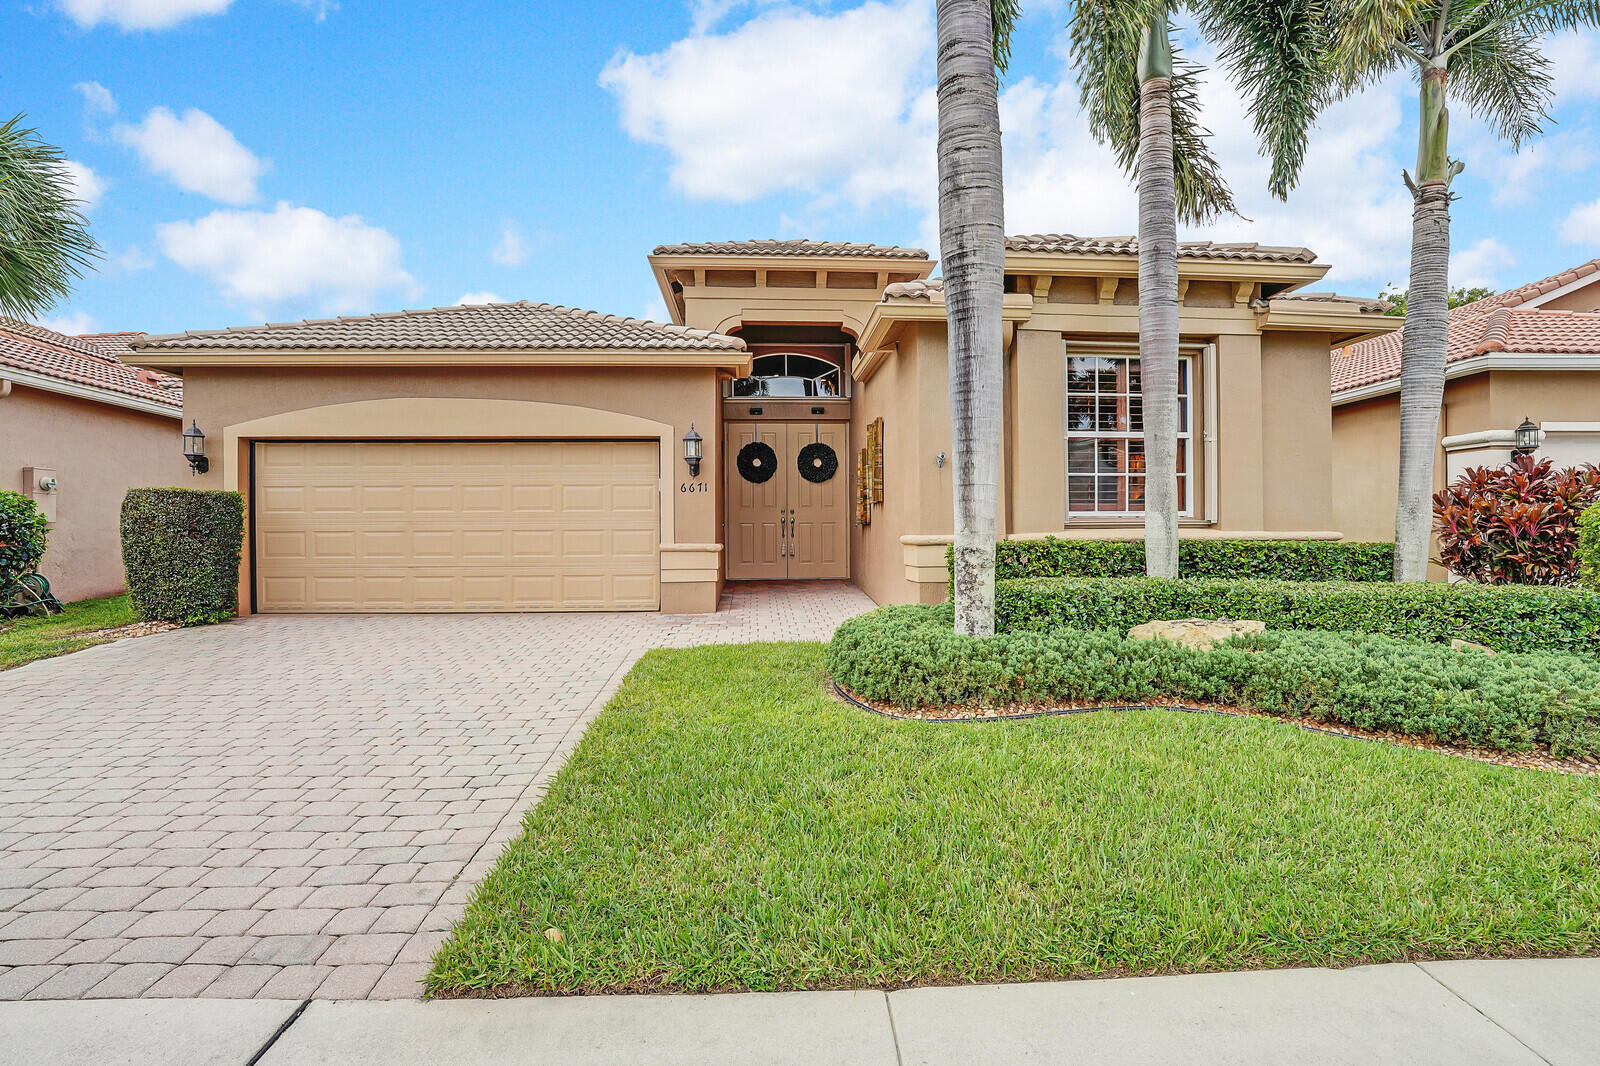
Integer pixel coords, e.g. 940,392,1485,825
0,581,873,1001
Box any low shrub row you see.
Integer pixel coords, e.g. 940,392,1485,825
1581,506,1600,592
826,604,1600,756
121,488,245,625
995,575,1600,658
954,538,1395,584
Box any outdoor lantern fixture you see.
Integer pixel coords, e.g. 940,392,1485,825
1513,416,1541,458
182,420,209,475
683,423,704,478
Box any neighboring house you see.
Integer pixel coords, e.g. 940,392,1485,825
132,236,1394,615
1331,259,1600,550
1,320,187,602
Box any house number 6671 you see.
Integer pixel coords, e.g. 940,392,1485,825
679,482,708,493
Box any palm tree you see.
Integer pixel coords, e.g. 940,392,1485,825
1334,1,1600,581
1071,1,1332,577
0,114,97,322
938,0,1019,636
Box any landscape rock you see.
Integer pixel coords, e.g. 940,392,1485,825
1450,638,1497,655
1127,618,1266,650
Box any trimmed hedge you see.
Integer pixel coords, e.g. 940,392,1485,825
994,575,1600,658
957,537,1395,583
121,488,245,625
1581,506,1600,592
0,490,48,591
827,604,1600,756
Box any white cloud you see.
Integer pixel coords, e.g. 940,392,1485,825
456,291,504,305
491,223,528,267
74,81,118,117
61,160,107,210
1548,29,1600,103
157,202,416,314
111,245,156,274
114,107,266,204
1450,238,1514,290
600,0,934,203
56,0,233,31
41,310,97,335
1562,198,1600,245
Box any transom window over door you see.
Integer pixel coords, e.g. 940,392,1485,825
1065,353,1193,518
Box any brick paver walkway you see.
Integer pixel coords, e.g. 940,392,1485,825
0,581,873,1001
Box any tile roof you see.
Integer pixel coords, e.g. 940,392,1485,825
1268,292,1391,313
1005,234,1318,263
882,278,943,301
1331,305,1600,394
1462,258,1600,311
134,301,747,352
0,319,180,410
651,239,930,259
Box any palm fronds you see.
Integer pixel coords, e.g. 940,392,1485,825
0,115,98,322
1070,0,1238,223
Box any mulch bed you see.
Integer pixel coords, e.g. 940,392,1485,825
833,682,1600,777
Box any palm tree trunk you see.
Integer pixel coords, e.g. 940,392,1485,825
1394,67,1453,581
1138,13,1180,579
935,0,1007,636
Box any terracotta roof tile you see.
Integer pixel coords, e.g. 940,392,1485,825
1462,258,1600,311
882,278,943,301
1331,303,1600,395
1005,234,1317,263
651,239,930,260
134,301,747,352
1269,291,1391,313
0,319,180,409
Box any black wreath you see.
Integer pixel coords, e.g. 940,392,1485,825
737,441,778,484
797,442,839,483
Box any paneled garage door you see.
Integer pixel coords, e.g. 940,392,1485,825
253,440,660,612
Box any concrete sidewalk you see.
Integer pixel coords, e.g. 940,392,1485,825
5,957,1595,1065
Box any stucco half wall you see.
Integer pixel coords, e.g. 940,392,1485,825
180,367,725,614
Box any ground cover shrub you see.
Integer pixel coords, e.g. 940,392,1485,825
1434,456,1600,585
121,488,245,625
993,575,1600,657
962,537,1394,582
0,490,48,593
827,604,1600,755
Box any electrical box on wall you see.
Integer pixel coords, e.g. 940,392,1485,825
21,467,57,523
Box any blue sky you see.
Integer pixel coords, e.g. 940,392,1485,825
9,0,1600,337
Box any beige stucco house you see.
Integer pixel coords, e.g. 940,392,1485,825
132,236,1394,615
2,320,188,602
1332,259,1600,554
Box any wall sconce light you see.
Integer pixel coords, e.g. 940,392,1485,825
1512,416,1541,457
683,423,703,478
182,420,209,475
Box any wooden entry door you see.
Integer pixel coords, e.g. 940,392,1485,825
787,422,849,579
724,421,849,581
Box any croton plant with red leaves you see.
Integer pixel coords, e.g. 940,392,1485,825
1433,456,1600,585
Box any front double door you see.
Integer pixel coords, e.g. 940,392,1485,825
725,421,849,580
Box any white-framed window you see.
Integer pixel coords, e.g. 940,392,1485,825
727,352,845,398
1065,352,1193,518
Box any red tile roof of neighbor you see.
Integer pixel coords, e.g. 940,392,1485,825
0,319,181,409
1331,259,1600,395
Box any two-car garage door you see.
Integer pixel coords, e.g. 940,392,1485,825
253,440,660,612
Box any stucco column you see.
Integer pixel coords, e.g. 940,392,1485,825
1011,325,1065,533
1215,333,1265,529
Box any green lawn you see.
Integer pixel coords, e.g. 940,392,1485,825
429,643,1600,997
0,594,136,671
